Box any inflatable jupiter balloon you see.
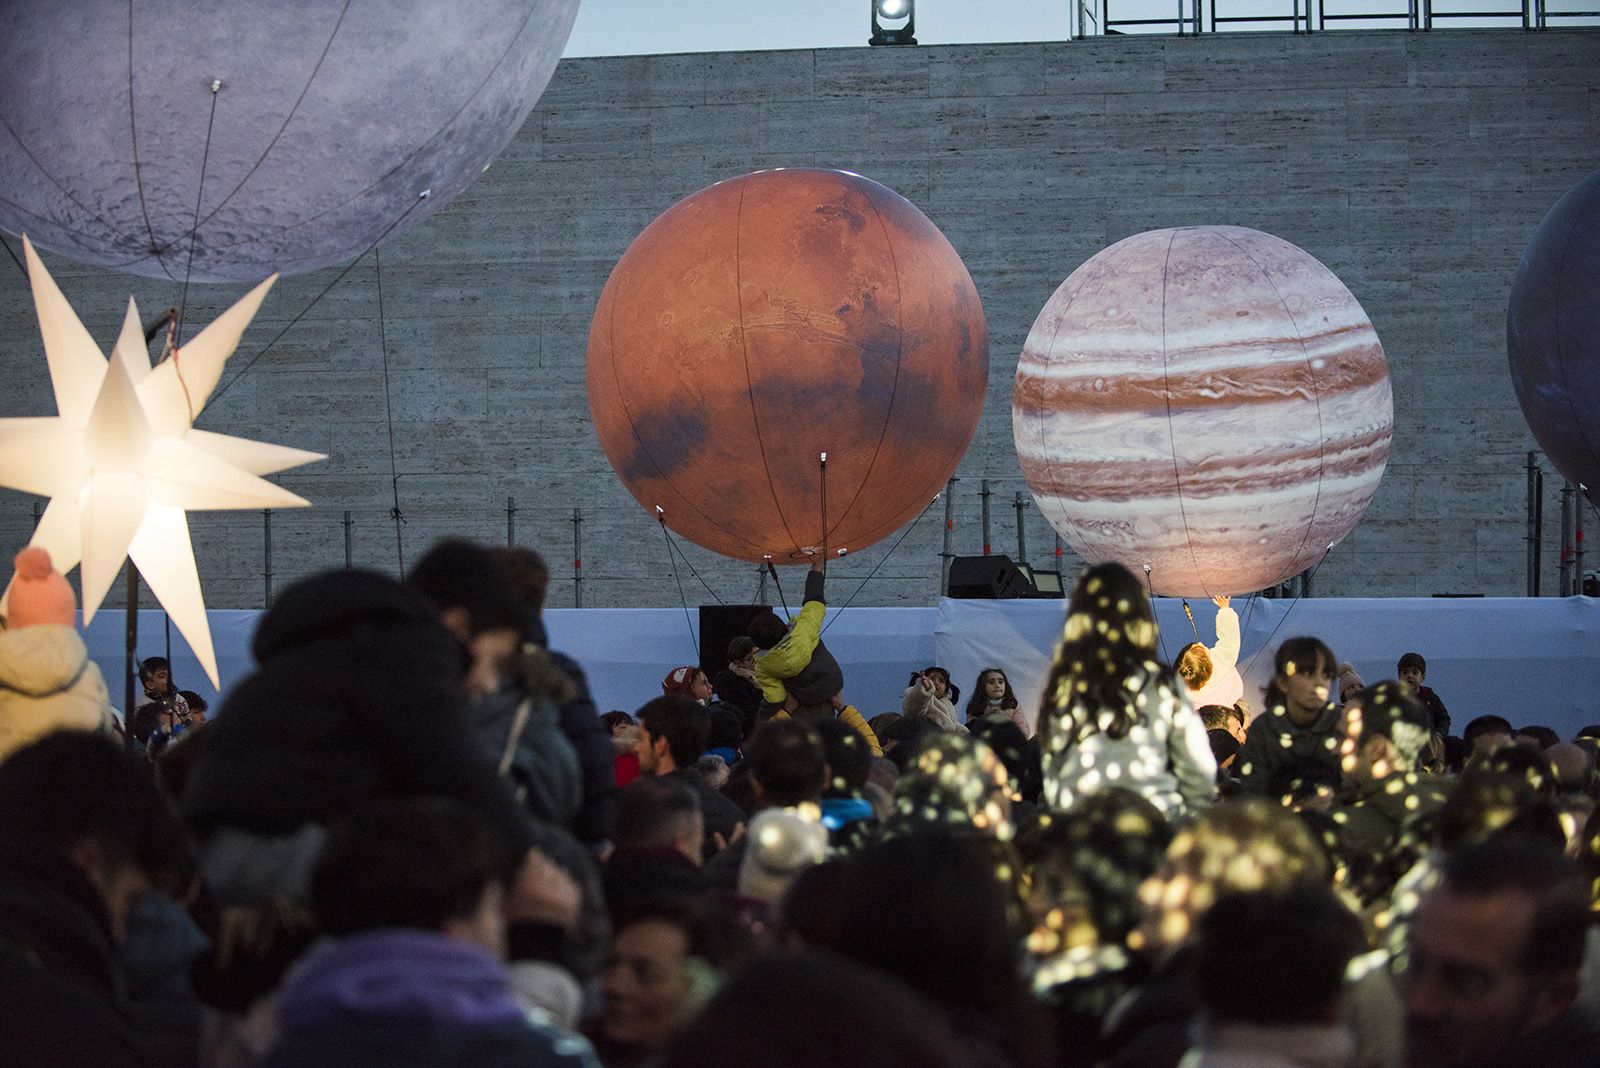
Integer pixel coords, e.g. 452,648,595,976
1013,226,1393,597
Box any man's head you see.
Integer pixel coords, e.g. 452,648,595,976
1515,725,1561,751
726,636,756,669
812,719,872,797
746,719,827,808
1136,799,1329,954
1176,642,1213,691
615,777,705,865
1342,680,1433,784
603,897,747,1053
1271,637,1336,725
1198,704,1238,734
0,732,189,942
311,797,516,958
1194,885,1365,1028
1397,651,1427,689
1464,715,1515,760
491,545,550,619
636,696,710,775
1545,742,1595,795
139,656,173,697
1404,834,1589,1067
407,539,530,695
748,611,788,651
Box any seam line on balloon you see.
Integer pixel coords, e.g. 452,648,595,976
1161,228,1209,599
1029,235,1114,568
824,182,906,547
158,0,354,257
156,0,554,265
1217,228,1326,586
602,204,766,559
736,175,806,557
127,0,173,280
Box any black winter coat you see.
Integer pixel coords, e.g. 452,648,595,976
0,849,145,1067
183,569,534,853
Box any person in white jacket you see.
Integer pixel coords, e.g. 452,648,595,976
900,666,961,732
1037,562,1215,821
0,547,118,760
1176,595,1243,712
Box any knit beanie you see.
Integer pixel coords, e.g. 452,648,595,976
8,547,76,628
737,807,828,904
662,666,697,697
1336,663,1366,702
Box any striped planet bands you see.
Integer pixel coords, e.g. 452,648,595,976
1013,226,1393,598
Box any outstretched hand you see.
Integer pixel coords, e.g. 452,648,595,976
1211,595,1231,609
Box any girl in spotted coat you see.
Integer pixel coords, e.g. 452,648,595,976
1036,563,1215,821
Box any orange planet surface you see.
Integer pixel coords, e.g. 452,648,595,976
588,168,988,561
1014,226,1393,597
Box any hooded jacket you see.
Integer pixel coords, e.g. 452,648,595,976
1234,702,1344,799
754,570,845,706
262,929,597,1068
183,570,535,855
0,623,116,760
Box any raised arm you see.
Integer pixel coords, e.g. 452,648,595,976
1208,599,1240,674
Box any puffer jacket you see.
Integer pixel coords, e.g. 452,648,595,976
182,569,535,855
0,624,116,760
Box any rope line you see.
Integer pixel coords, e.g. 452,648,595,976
658,514,699,658
822,495,940,636
1240,552,1336,680
768,561,791,619
660,524,725,606
176,81,222,345
0,233,25,281
208,191,430,408
374,248,406,579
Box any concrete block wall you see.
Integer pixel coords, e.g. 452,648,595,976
0,30,1596,613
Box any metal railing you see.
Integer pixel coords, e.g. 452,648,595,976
1076,0,1597,35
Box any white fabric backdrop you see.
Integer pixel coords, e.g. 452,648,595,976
87,597,1600,739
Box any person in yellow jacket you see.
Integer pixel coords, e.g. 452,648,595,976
748,558,844,715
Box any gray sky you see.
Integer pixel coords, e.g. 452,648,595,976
562,0,1074,56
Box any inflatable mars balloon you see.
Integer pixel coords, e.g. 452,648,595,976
588,168,988,562
0,0,578,281
1508,168,1600,509
1014,226,1393,597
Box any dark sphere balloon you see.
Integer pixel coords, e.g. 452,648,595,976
1508,168,1600,508
0,0,578,281
588,168,988,562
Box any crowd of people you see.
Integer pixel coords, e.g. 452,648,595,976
0,540,1598,1067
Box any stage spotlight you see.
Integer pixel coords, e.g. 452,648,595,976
869,0,917,45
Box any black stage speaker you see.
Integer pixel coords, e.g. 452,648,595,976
698,604,771,672
947,555,1033,599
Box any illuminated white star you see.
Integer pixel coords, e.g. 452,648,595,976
0,237,323,684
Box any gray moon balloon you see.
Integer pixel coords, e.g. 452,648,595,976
0,0,578,281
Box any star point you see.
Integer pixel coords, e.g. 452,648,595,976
0,236,323,685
